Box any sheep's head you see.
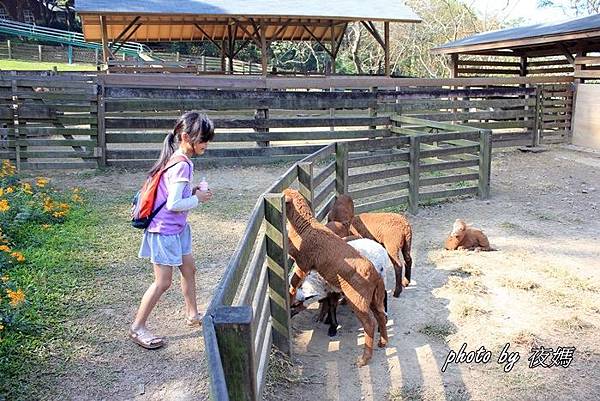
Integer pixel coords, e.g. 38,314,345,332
283,188,313,221
450,219,467,240
327,194,355,224
325,221,351,238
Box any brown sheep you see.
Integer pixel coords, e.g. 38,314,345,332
327,194,355,225
284,189,387,366
327,197,413,298
444,219,495,251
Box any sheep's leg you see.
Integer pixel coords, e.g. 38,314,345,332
370,279,388,347
316,298,329,323
343,290,374,366
401,233,413,285
383,240,406,298
328,293,340,337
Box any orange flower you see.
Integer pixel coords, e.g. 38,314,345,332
6,288,25,307
5,187,13,194
36,177,49,188
0,188,4,197
10,251,25,263
21,182,33,195
72,194,83,203
0,245,11,252
0,199,9,212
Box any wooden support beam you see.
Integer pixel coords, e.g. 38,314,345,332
559,44,575,64
109,16,141,49
112,24,141,55
520,56,528,77
335,142,349,195
194,23,225,54
100,15,110,63
302,24,334,58
232,20,262,48
260,24,268,76
408,135,421,215
384,21,390,76
450,54,459,78
361,21,385,48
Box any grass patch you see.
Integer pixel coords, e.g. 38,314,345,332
512,330,542,348
388,385,424,401
418,322,456,340
542,266,598,292
456,303,489,318
498,277,541,291
262,349,320,400
0,59,97,71
445,276,488,295
555,316,595,331
449,263,482,278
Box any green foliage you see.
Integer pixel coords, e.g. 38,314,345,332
0,160,86,398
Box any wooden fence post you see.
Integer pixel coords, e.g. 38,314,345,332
7,40,11,60
408,135,421,214
369,86,378,130
213,305,256,401
532,85,542,147
10,71,22,171
335,142,349,195
297,162,314,212
478,130,492,200
38,45,43,61
263,193,292,357
255,90,269,147
96,82,107,167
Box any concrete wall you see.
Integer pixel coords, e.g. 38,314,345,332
572,84,600,150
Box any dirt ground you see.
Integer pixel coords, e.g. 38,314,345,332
272,146,600,401
37,145,600,401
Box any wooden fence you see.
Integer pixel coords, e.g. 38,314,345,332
0,71,98,170
203,116,492,400
0,73,575,170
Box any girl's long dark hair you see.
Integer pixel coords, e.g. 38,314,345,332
148,111,215,176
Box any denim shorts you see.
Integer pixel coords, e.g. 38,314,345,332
138,224,192,267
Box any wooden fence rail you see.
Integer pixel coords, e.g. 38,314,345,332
202,115,491,401
0,73,575,170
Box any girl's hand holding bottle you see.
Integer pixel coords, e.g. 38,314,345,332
193,176,212,203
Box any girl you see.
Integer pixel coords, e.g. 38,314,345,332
129,111,215,349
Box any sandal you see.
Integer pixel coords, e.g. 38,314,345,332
129,327,165,350
185,314,203,327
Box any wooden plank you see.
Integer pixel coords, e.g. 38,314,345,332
420,159,479,172
420,186,479,201
213,305,256,401
355,195,409,213
20,161,98,170
316,195,336,222
263,193,292,356
408,135,420,214
297,162,314,211
335,142,349,195
313,161,336,188
349,181,409,200
348,152,409,168
381,98,536,112
346,136,409,152
420,173,479,187
410,109,533,122
420,144,480,158
456,68,521,75
212,200,265,307
457,60,521,67
300,143,336,164
478,130,492,199
237,237,267,306
106,129,390,144
106,145,323,160
348,166,409,185
315,179,336,209
202,316,229,401
391,115,480,133
105,116,390,129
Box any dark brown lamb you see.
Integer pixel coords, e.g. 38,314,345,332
284,189,387,366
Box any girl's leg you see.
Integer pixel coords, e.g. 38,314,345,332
180,254,199,320
131,264,173,331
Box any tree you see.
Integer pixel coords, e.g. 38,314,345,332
537,0,600,16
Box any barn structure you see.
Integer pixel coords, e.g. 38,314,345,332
75,0,421,75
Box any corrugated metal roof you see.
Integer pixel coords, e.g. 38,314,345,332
434,13,600,53
76,0,421,23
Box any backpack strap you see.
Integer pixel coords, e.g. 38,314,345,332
152,155,193,215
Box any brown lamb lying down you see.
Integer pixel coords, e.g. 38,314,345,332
328,196,413,298
444,219,496,251
284,188,387,366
